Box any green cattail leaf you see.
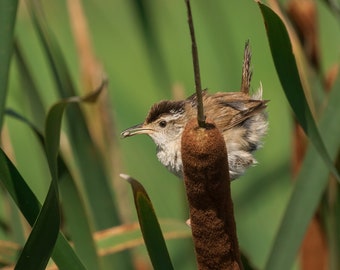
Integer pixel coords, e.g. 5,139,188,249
14,183,59,270
0,148,86,270
38,81,106,269
14,41,46,131
0,0,18,131
264,75,340,270
258,3,339,182
6,77,106,269
28,0,123,232
6,109,100,269
121,174,174,270
258,4,340,269
14,95,88,269
14,95,66,269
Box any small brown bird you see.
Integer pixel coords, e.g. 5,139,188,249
121,42,268,180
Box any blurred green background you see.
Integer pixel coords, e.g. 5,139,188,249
2,0,340,269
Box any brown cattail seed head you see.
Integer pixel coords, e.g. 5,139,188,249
181,118,241,270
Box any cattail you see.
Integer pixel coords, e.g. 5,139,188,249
181,118,241,270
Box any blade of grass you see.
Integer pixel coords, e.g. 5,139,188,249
0,147,86,270
5,104,60,269
14,181,59,269
6,77,106,267
14,40,46,131
9,81,105,268
15,96,86,269
42,82,106,269
0,0,18,131
6,109,101,269
28,0,123,232
59,168,103,270
263,70,340,270
25,1,134,266
121,174,174,270
258,3,340,183
14,37,103,268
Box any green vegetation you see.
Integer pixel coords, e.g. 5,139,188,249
0,1,339,269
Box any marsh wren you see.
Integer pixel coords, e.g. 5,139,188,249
121,42,268,180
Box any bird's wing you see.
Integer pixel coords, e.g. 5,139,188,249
203,92,267,131
216,99,267,131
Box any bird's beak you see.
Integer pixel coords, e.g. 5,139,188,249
121,123,153,138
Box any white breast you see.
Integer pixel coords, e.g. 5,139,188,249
156,142,183,178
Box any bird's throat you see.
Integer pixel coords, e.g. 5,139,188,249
156,142,183,178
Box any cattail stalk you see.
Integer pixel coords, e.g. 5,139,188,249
181,118,241,270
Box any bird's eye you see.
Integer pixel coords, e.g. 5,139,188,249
159,120,167,128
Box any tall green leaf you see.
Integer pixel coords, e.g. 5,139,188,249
0,0,18,131
14,41,101,269
14,183,59,270
6,78,105,267
0,147,86,269
6,109,101,269
15,101,72,269
14,41,46,131
258,3,340,182
11,81,105,268
38,83,105,269
263,58,340,270
28,0,122,231
121,174,174,270
59,171,102,270
48,97,105,270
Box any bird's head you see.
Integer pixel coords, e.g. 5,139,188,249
121,100,187,148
